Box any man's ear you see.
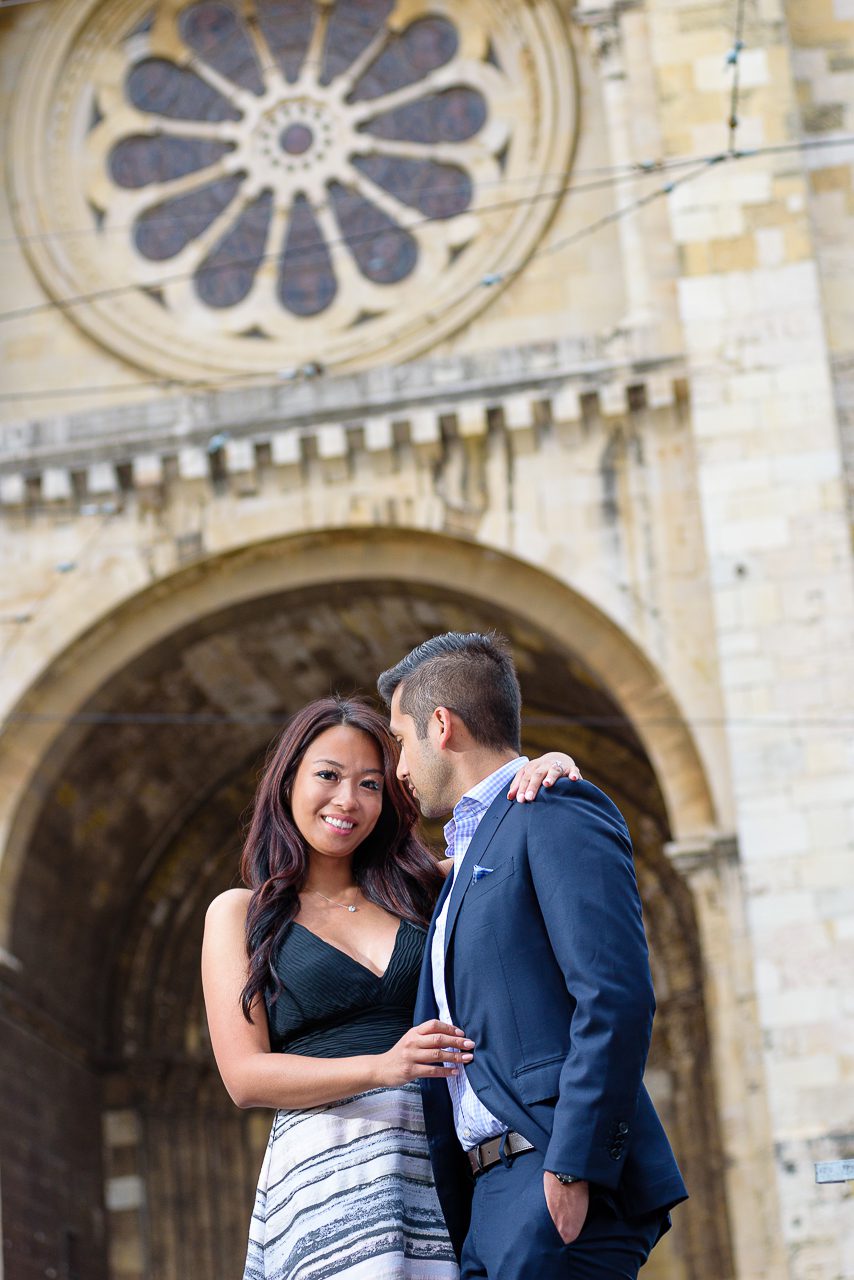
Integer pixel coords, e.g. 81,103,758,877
432,705,454,750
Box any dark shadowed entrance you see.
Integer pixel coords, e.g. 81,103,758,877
0,545,733,1280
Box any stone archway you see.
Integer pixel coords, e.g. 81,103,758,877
0,532,731,1280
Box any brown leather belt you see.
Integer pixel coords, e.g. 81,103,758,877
466,1130,535,1177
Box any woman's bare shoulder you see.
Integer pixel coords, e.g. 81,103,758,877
206,886,252,926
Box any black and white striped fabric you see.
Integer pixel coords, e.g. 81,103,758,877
243,1082,459,1279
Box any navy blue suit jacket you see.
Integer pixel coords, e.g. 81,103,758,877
415,778,688,1259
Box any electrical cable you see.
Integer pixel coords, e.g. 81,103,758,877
0,133,852,410
0,161,703,253
1,12,849,743
0,169,649,326
0,708,849,730
727,0,748,153
2,132,853,338
0,145,774,256
478,159,720,292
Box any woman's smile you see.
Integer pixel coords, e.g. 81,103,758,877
321,814,356,833
289,724,385,861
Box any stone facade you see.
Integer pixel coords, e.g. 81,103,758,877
0,1,852,1278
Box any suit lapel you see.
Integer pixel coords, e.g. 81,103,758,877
444,792,514,958
414,870,454,1021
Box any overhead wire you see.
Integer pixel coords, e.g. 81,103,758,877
1,2,850,742
0,166,670,326
0,158,711,254
2,132,853,335
0,6,848,415
0,151,716,403
4,131,850,258
1,134,852,406
476,158,720,291
726,0,748,153
1,709,850,730
1,0,852,350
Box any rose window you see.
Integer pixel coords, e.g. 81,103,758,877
13,0,578,379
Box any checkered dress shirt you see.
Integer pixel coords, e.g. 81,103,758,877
430,756,528,1150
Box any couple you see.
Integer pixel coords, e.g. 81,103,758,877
202,632,686,1279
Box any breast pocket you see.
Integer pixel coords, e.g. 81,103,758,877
466,856,515,899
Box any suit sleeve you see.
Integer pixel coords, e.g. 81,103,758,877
528,782,655,1187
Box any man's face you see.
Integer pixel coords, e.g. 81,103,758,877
389,686,455,819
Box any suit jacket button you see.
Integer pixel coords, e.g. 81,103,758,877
617,1122,629,1134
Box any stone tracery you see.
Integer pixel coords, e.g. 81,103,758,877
13,0,578,377
97,2,491,315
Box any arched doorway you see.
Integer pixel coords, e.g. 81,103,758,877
0,532,732,1280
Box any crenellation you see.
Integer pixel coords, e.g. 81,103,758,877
86,462,119,496
41,466,73,503
363,416,394,455
130,454,163,489
176,447,209,483
222,438,256,476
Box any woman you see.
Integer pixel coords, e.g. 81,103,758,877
202,697,577,1280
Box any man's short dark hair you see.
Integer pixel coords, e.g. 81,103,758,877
377,631,521,751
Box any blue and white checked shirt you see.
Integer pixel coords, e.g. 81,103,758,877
431,756,528,1150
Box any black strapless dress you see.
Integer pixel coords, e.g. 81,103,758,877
243,918,459,1280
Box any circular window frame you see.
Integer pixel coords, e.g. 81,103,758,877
10,0,579,381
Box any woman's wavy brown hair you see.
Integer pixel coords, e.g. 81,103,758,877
239,696,443,1019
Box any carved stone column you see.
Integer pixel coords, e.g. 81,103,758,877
666,836,788,1279
573,1,659,353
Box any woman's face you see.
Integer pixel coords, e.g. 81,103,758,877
290,724,385,866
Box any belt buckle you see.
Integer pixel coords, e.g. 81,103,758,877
474,1142,485,1174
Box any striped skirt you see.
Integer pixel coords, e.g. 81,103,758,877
243,1083,460,1280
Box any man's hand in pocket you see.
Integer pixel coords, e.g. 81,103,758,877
543,1174,590,1245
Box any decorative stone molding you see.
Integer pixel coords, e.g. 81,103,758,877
10,0,579,380
0,343,685,508
664,834,740,878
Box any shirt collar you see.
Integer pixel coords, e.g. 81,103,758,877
463,755,529,811
443,755,528,847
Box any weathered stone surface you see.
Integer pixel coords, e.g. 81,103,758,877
0,1,853,1278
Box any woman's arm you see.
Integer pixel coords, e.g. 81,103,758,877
202,889,473,1109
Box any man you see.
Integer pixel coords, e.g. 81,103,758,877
378,632,687,1279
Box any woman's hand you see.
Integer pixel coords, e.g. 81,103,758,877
375,1020,474,1086
508,752,581,803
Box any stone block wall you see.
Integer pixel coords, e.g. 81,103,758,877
787,0,854,516
0,1012,106,1280
650,0,854,1274
1,0,854,1276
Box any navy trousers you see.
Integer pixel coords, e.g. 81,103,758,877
460,1150,670,1280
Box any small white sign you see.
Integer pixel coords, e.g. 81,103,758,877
815,1160,854,1184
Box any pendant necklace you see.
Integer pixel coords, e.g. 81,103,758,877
308,888,360,913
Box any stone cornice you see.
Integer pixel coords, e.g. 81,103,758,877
664,835,740,877
0,339,686,505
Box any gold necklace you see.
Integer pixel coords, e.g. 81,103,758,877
307,888,360,913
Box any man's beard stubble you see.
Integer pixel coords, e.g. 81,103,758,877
410,748,456,820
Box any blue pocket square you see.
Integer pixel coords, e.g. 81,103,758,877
472,864,494,882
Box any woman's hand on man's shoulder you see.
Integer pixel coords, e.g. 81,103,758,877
507,753,581,803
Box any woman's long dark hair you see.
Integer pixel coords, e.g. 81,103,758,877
239,696,444,1019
